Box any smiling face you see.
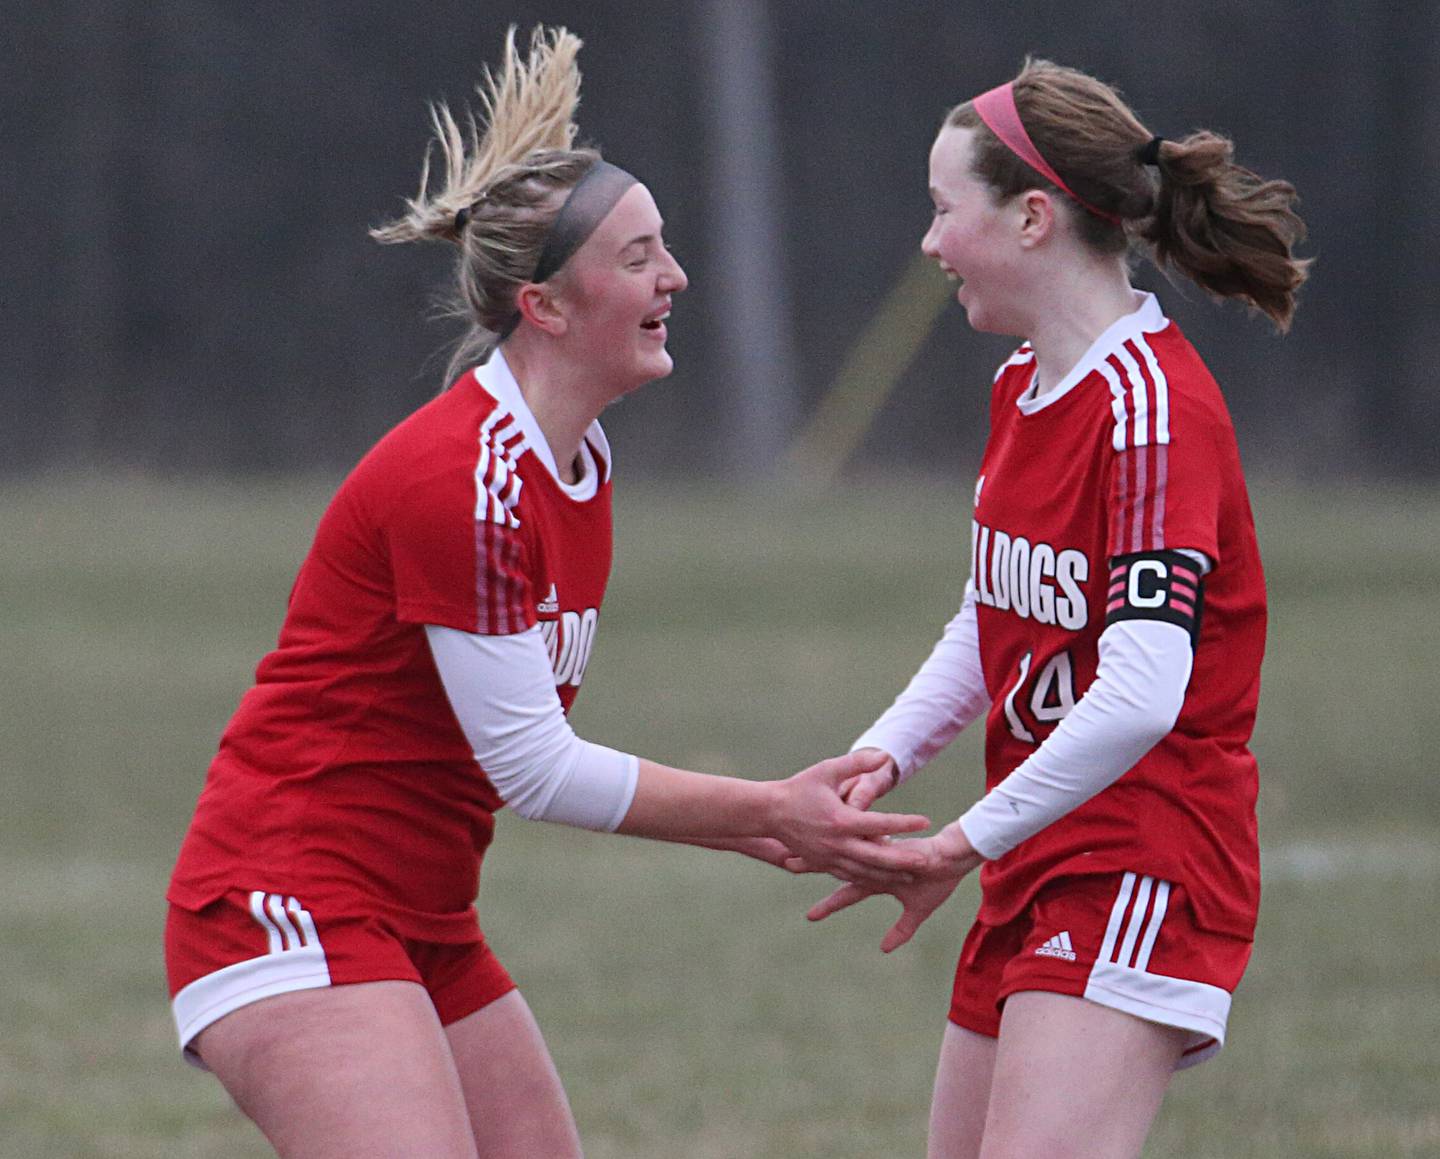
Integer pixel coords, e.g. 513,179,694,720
921,126,1032,337
549,183,688,395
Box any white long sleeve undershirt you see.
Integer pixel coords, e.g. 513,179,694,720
426,624,639,831
956,617,1193,858
852,573,1200,861
851,582,990,782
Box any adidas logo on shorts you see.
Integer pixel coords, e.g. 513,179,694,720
1035,930,1077,961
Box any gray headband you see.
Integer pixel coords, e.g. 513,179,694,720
497,159,638,340
530,160,639,283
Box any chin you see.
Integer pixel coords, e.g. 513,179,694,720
637,347,675,383
609,351,674,399
962,302,1013,337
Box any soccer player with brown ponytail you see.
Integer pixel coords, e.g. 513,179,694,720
808,57,1308,1158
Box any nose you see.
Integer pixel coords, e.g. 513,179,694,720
921,219,940,259
661,248,688,293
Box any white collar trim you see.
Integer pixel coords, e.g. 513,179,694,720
1016,291,1169,414
471,349,610,499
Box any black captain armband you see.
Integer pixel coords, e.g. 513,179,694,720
1105,550,1205,644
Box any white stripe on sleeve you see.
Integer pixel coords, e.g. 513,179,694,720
426,624,638,831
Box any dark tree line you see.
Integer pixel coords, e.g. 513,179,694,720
5,0,1436,478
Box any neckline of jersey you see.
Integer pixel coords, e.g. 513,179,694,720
470,350,610,502
1015,291,1169,416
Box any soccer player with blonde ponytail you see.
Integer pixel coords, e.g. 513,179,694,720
165,27,926,1157
808,58,1307,1158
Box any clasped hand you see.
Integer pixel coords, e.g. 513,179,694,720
761,749,932,886
794,750,984,952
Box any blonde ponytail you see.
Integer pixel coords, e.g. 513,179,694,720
372,25,603,376
371,26,582,246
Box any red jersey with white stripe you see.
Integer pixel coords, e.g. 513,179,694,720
167,351,614,943
970,293,1265,939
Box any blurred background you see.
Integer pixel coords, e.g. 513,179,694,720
4,3,1439,1156
8,0,1439,480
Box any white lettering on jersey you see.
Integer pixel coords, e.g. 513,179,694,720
538,606,600,689
972,519,1090,629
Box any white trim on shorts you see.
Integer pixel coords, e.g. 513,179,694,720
171,891,332,1069
1081,872,1231,1069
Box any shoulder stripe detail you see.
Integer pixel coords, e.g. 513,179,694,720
993,344,1035,382
471,407,535,635
1114,344,1150,449
475,515,524,635
1132,336,1170,445
1100,358,1129,451
1150,443,1169,551
474,409,530,530
1104,338,1173,554
1103,339,1171,453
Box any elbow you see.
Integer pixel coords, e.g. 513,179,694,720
1129,693,1183,748
504,789,551,822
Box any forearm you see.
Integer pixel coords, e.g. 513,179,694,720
958,619,1192,859
615,760,781,842
429,626,928,874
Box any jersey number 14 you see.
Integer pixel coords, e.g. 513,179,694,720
1003,649,1076,744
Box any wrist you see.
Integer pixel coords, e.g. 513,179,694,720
755,777,788,838
937,820,982,869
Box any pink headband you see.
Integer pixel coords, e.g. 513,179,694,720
971,82,1122,225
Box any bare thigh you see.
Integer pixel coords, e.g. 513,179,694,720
194,980,477,1159
928,1022,998,1159
444,989,583,1159
979,991,1187,1159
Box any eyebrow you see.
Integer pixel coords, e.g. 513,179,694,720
620,221,666,252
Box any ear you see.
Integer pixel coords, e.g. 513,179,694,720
515,282,568,337
1017,189,1057,249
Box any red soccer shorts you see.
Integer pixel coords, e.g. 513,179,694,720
949,871,1253,1069
165,888,515,1067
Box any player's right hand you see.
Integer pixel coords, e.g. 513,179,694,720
771,750,930,886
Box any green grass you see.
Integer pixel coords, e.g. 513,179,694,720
2,476,1437,1157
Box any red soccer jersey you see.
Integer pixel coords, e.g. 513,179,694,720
167,352,614,942
969,294,1265,939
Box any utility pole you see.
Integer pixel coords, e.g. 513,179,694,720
694,0,800,475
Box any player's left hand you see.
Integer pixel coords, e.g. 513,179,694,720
805,821,983,952
838,747,901,811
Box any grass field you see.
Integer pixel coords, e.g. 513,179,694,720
2,475,1438,1157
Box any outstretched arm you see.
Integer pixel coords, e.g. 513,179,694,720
426,624,930,879
809,553,1208,944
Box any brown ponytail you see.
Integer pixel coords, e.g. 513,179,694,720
1140,131,1309,332
947,58,1310,332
